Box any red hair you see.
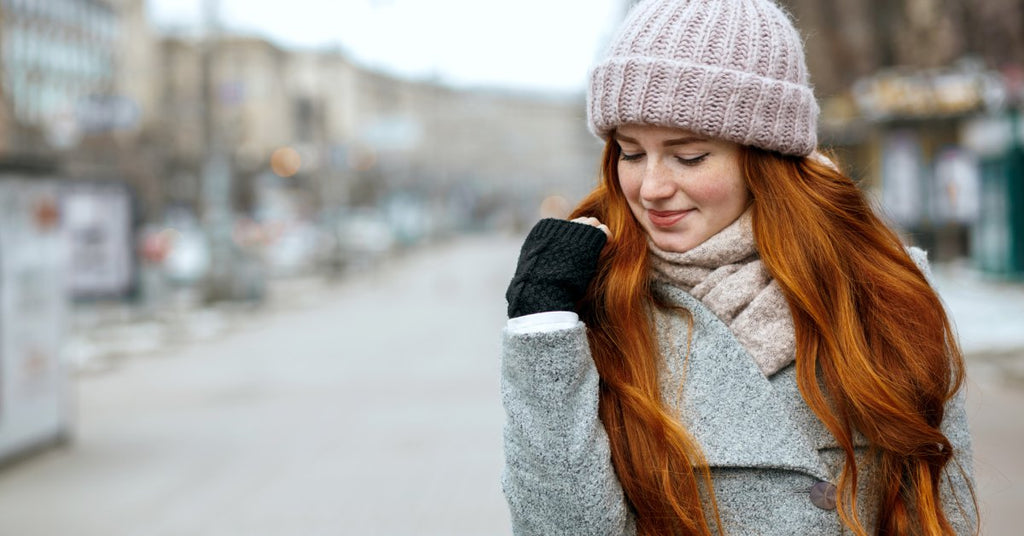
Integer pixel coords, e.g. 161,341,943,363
569,138,976,535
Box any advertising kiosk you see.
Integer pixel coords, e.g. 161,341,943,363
0,179,73,464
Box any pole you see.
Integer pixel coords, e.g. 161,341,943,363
199,0,237,302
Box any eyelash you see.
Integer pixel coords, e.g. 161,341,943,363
618,152,709,166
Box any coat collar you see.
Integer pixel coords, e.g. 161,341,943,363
652,282,833,481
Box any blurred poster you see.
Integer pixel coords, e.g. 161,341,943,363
881,132,924,225
61,183,134,298
0,179,72,461
934,148,981,224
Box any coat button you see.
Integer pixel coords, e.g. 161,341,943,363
809,481,837,510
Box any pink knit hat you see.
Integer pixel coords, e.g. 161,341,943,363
587,0,819,156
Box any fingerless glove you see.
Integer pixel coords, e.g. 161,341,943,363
505,219,608,318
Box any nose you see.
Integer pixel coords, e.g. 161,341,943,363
638,160,676,202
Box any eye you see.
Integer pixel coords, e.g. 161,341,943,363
618,150,644,161
677,153,709,166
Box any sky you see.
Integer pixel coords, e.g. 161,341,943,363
146,0,627,94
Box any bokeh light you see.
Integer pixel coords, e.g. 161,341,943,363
270,146,302,177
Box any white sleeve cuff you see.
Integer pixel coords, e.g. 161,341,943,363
506,311,580,334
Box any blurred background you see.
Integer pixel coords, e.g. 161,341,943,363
0,0,1022,534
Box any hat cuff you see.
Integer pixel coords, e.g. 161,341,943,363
587,56,819,156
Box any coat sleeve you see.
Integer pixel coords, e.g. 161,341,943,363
907,246,979,534
939,381,978,535
500,322,635,535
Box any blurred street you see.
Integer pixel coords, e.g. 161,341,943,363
0,235,519,536
1,0,1023,533
0,235,1022,535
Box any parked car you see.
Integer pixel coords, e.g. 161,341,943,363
334,208,396,271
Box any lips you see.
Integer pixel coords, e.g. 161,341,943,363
647,209,693,228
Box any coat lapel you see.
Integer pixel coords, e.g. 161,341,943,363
652,283,831,481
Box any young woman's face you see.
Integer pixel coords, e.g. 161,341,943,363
615,124,750,253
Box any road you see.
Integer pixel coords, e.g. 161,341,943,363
962,353,1024,535
0,233,1020,535
0,235,519,536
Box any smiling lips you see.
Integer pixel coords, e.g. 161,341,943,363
647,209,694,228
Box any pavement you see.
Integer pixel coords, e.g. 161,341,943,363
0,237,518,536
0,233,1020,535
930,262,1024,535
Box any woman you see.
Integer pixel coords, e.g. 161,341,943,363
500,0,978,535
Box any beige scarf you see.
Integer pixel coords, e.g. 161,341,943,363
648,209,796,376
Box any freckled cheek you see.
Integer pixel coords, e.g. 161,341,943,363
687,181,733,206
617,171,643,204
688,172,748,208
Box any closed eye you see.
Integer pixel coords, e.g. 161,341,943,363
619,152,644,162
678,153,709,166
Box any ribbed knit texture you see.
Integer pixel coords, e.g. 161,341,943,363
587,0,819,156
506,219,608,319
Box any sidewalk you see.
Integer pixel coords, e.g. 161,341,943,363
929,261,1024,535
11,237,1024,534
930,260,1024,390
65,276,346,375
69,256,1024,374
930,261,1024,358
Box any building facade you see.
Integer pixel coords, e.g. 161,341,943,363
0,0,120,156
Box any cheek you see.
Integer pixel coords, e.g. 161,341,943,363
688,179,730,205
617,166,642,203
690,169,748,208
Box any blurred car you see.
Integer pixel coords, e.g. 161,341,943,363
163,226,211,286
265,221,325,278
334,208,396,270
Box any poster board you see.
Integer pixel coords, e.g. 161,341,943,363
0,179,73,462
61,182,134,299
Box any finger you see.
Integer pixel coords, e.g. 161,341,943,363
570,217,611,238
571,216,605,228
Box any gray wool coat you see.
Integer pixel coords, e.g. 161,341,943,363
500,251,977,535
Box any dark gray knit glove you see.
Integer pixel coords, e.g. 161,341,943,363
505,218,608,319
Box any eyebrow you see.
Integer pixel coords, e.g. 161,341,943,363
613,133,709,147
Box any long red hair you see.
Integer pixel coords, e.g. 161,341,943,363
569,138,976,535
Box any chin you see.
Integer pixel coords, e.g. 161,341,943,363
650,232,698,254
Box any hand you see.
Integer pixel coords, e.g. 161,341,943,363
505,218,610,318
570,217,611,239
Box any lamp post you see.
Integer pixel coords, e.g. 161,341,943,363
198,0,237,302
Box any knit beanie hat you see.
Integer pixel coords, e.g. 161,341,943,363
587,0,819,156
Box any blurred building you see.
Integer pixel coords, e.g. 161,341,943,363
0,0,165,300
156,35,205,212
158,35,296,214
0,0,162,206
158,36,361,224
106,0,162,215
349,71,600,218
780,0,1024,271
620,0,1024,99
0,2,619,305
777,0,1024,98
0,0,119,159
155,31,601,232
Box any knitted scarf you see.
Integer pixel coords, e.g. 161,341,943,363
648,209,796,377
